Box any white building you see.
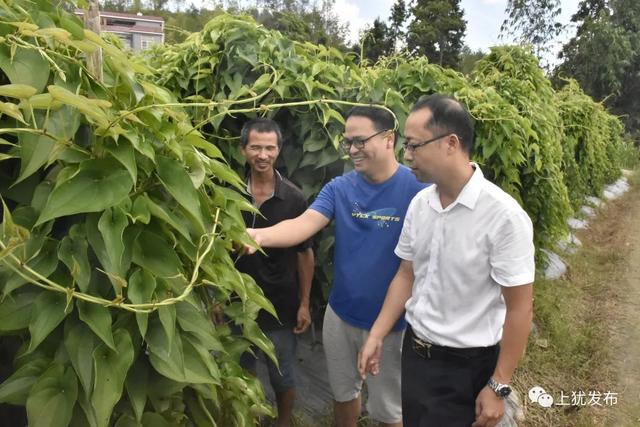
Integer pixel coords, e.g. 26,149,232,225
75,10,164,52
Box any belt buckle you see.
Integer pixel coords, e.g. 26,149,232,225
412,336,432,359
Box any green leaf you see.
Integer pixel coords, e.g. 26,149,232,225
78,300,115,351
0,83,38,98
85,214,129,295
15,107,82,184
58,224,91,292
176,302,223,351
92,329,135,427
184,132,223,159
156,155,206,234
16,132,56,185
125,357,148,422
0,45,50,93
244,277,278,320
127,269,156,338
98,207,128,276
208,158,244,190
303,135,326,152
185,150,205,188
0,356,49,405
144,195,192,242
48,85,110,128
0,291,37,332
142,412,172,427
105,140,137,184
146,317,186,382
3,238,58,296
76,388,99,427
132,230,182,278
158,304,176,349
243,319,277,366
123,131,154,162
129,196,151,224
0,101,27,123
27,291,70,353
36,159,133,226
183,334,220,385
26,364,78,427
64,320,95,396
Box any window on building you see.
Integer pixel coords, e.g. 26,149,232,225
140,36,158,50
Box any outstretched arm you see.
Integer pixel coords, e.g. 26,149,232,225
246,208,329,252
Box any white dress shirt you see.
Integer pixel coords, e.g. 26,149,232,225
395,164,535,348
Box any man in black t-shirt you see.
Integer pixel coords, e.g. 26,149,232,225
235,118,315,427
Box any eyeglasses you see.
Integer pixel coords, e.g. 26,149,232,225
402,133,451,152
341,129,391,151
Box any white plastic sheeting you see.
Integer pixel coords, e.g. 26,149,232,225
542,249,567,280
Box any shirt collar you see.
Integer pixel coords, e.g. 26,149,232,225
246,169,284,201
455,163,484,210
428,163,484,212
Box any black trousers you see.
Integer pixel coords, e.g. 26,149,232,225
401,326,500,427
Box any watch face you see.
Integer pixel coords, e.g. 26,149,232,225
498,386,512,397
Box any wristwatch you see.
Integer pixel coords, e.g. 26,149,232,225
487,377,512,398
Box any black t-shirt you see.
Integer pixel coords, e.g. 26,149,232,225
235,171,312,330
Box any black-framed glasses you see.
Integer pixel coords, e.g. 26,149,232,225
402,133,451,152
341,129,391,151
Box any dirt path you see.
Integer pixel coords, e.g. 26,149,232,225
609,183,640,426
578,176,640,426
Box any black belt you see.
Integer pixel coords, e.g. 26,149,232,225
408,326,499,360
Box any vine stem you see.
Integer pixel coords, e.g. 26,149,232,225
0,208,221,313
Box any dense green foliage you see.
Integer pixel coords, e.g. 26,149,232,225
0,2,635,426
0,1,277,426
556,0,640,136
148,14,631,271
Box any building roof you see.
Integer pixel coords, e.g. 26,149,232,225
75,9,164,23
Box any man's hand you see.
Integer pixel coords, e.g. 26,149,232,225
293,304,311,334
242,228,261,255
357,335,384,380
472,386,505,427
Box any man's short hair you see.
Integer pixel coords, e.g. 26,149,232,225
240,117,283,148
345,106,397,143
411,95,475,154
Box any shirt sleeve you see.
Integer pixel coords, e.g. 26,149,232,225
394,196,418,261
490,208,536,287
309,179,336,221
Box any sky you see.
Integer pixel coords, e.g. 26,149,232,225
335,0,583,55
185,0,584,62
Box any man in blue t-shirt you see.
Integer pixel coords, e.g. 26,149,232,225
246,106,425,427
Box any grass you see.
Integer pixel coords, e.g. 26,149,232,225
514,171,640,426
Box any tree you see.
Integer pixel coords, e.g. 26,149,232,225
458,45,485,75
406,0,466,68
389,0,408,51
556,0,640,135
499,0,564,60
360,18,394,63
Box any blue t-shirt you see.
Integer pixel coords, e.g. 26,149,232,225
310,165,427,331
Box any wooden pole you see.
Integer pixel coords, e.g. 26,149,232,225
84,0,103,82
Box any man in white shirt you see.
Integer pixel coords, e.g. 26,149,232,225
358,95,535,427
